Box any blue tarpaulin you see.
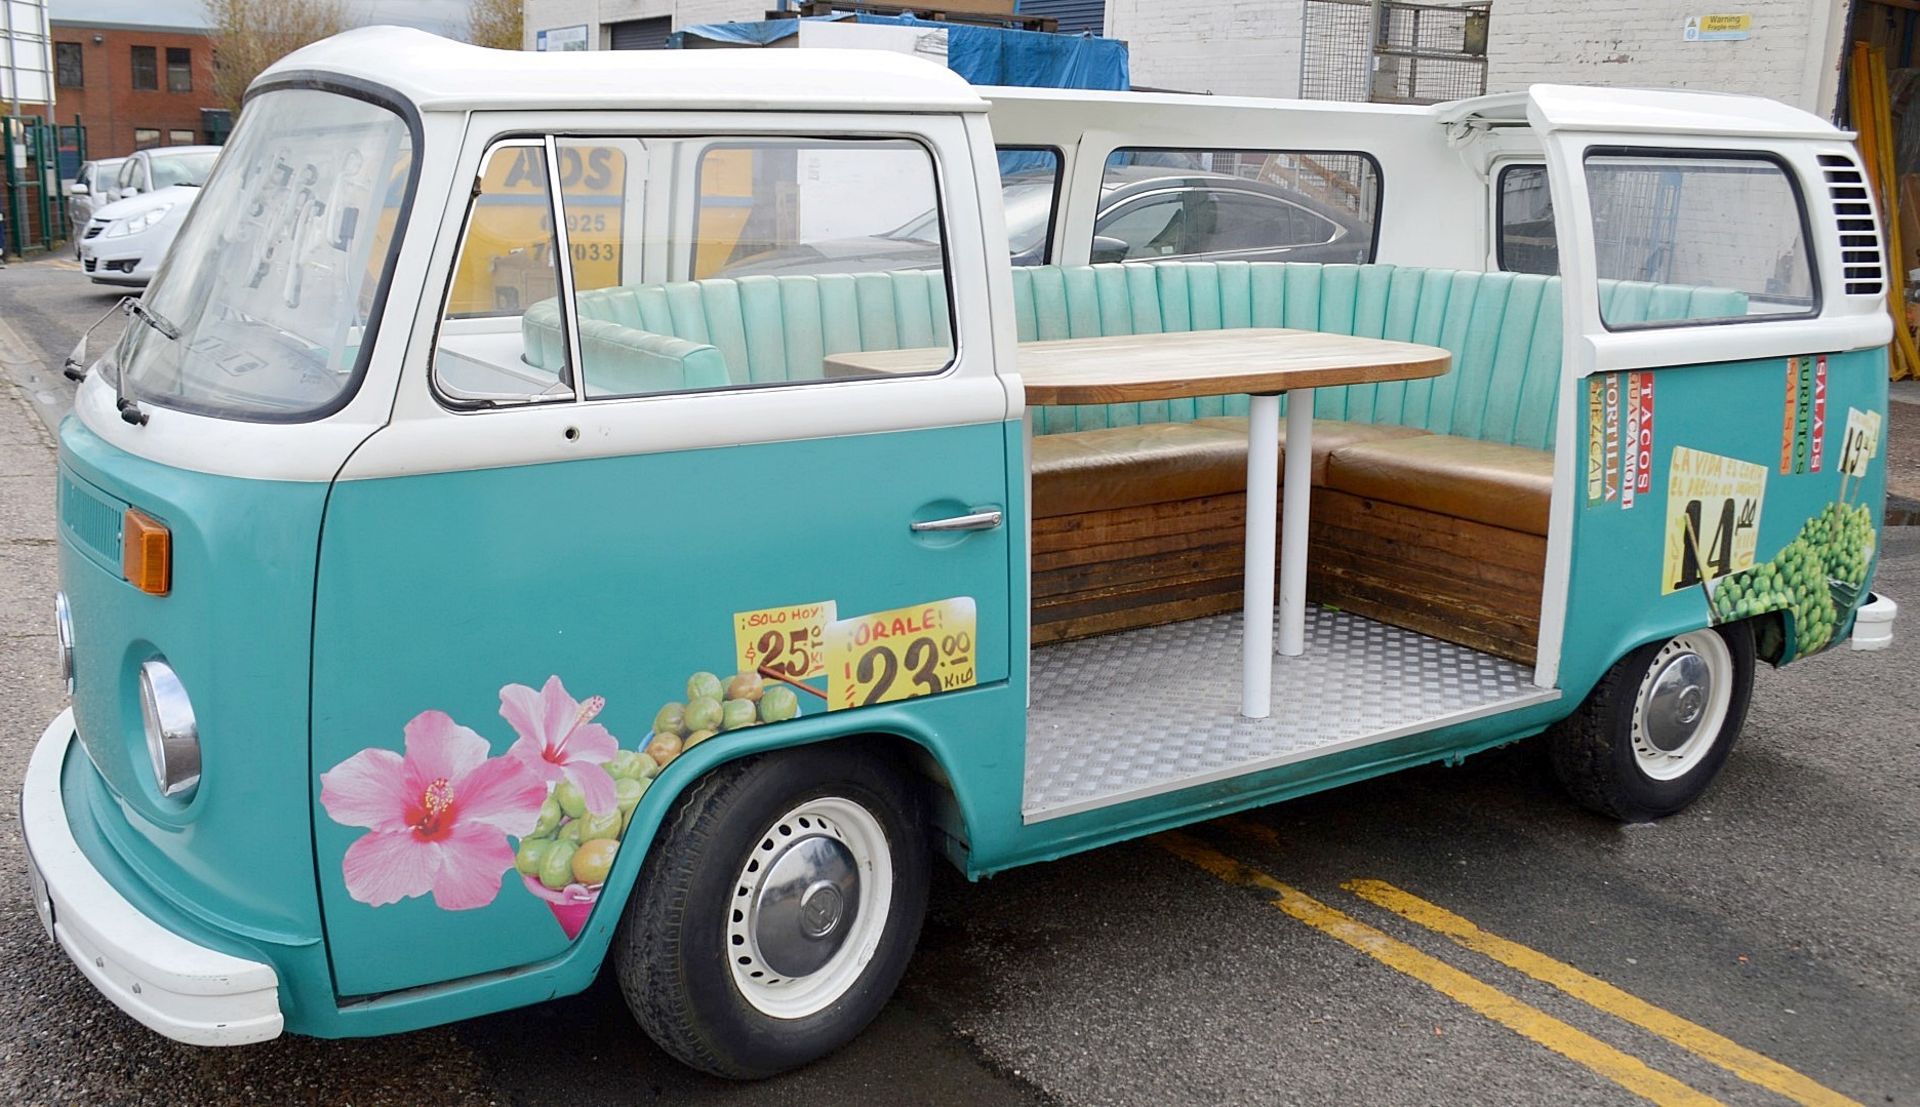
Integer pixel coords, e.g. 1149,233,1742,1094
669,13,1129,90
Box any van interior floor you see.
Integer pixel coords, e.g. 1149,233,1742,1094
1022,605,1561,821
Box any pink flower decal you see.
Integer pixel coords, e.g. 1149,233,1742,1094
320,710,547,910
502,675,620,815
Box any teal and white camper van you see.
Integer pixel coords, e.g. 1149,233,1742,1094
21,27,1897,1077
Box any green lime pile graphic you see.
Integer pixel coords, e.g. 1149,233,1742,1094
514,754,659,890
1707,501,1875,654
642,669,802,770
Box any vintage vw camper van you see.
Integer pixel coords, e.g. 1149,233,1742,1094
22,28,1895,1077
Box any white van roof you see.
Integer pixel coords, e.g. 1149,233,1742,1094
1438,85,1844,140
261,26,987,114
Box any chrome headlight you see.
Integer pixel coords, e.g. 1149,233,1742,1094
138,658,200,799
106,204,173,237
54,592,74,693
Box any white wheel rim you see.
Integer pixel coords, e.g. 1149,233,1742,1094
1630,631,1734,781
726,796,893,1020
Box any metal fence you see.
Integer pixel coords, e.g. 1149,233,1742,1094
2,115,84,257
1301,0,1490,105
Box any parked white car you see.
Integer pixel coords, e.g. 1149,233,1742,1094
105,146,219,204
77,186,198,286
66,158,125,255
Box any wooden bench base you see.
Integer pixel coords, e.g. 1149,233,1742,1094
1031,489,1545,665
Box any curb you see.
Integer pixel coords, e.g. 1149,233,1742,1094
0,310,65,447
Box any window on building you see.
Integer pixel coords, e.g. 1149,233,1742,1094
167,47,192,92
1586,151,1814,327
131,45,158,90
1497,164,1557,275
134,128,161,150
1098,148,1381,264
170,129,196,145
56,42,83,88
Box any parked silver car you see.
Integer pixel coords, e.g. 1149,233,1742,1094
66,158,125,256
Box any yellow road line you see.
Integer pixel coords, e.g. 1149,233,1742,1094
1343,878,1861,1107
1157,832,1724,1107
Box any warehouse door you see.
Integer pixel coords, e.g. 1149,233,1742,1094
1017,0,1104,35
609,16,672,49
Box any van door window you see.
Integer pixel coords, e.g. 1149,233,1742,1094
431,141,574,406
549,135,955,399
1585,150,1816,327
1497,163,1557,275
1098,147,1380,264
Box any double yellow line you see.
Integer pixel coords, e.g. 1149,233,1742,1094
1159,825,1860,1107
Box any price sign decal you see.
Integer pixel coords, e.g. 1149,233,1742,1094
1663,447,1766,594
1839,407,1882,479
824,598,977,710
734,601,837,681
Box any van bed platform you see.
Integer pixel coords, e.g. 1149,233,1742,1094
1022,606,1560,821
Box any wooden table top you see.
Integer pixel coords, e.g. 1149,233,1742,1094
821,328,1451,404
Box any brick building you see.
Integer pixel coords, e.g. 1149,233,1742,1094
38,19,227,160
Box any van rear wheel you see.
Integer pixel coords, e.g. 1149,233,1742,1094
1548,623,1755,821
613,745,928,1079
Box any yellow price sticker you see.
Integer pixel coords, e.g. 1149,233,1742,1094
1663,447,1766,594
734,601,837,681
824,598,977,710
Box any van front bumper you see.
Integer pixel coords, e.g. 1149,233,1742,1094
20,708,284,1045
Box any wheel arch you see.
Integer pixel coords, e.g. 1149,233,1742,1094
573,709,975,973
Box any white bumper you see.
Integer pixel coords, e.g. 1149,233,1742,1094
20,708,284,1046
1850,592,1898,651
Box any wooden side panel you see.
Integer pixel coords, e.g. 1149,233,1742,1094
1030,485,1546,666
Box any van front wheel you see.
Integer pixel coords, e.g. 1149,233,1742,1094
1548,623,1755,821
613,746,928,1079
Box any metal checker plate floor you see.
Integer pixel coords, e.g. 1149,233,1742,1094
1023,606,1558,821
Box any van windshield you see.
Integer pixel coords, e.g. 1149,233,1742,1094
109,88,415,420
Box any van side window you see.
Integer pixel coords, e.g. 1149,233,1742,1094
1497,164,1557,275
1585,151,1815,327
996,146,1062,266
1097,148,1381,264
431,142,574,406
549,135,955,400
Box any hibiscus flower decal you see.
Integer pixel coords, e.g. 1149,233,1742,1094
320,710,547,910
501,675,620,815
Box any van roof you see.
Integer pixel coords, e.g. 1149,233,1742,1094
260,26,988,115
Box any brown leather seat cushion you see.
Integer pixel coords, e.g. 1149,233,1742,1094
1324,435,1554,536
1193,416,1431,482
1031,422,1251,517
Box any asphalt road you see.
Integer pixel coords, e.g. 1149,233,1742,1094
1,256,1915,1106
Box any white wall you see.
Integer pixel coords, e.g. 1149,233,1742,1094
1103,0,1307,96
1483,0,1847,117
522,0,765,50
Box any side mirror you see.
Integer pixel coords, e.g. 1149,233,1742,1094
1090,235,1130,265
71,183,88,196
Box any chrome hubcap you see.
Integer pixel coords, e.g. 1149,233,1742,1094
1644,651,1712,752
750,834,860,978
1630,631,1734,782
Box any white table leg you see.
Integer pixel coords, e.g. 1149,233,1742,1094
1279,387,1315,657
1242,393,1281,718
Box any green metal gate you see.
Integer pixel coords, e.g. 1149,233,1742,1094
2,114,85,258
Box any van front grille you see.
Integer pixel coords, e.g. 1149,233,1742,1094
58,470,126,576
1819,153,1885,296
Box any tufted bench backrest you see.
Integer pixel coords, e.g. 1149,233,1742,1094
521,262,1744,449
1008,262,1747,450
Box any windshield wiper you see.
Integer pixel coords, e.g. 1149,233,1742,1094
127,298,181,341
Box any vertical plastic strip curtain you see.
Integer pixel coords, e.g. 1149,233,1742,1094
1851,41,1919,381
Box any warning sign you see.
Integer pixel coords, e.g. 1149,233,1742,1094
1684,13,1751,41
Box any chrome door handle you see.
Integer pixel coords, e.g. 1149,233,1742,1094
910,509,1003,533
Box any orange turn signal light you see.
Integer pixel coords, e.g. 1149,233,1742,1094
122,509,171,596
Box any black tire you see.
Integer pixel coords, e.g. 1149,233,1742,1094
613,743,929,1079
1547,622,1756,821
